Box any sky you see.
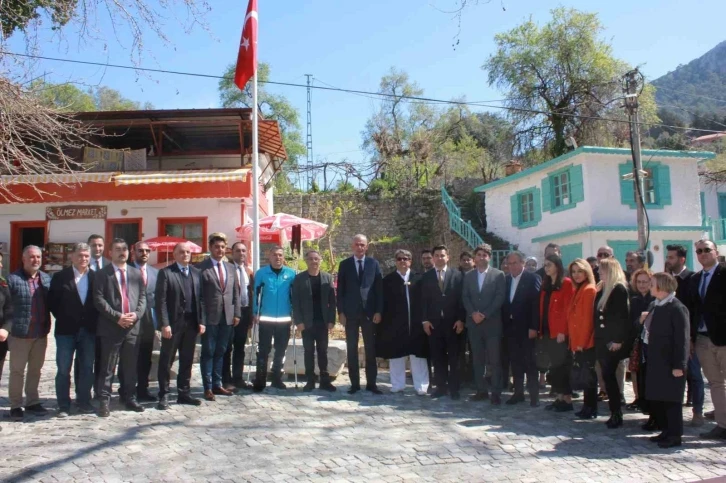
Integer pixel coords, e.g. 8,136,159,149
5,0,726,187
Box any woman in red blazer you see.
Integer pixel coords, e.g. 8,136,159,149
540,254,575,411
567,258,598,419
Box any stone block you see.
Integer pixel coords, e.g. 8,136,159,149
242,339,347,377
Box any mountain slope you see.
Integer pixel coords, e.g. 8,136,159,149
652,40,726,117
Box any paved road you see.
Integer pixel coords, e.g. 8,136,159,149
1,337,725,483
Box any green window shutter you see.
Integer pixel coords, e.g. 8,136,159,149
541,176,552,212
700,192,706,224
655,164,672,206
559,243,583,267
619,163,635,207
510,194,519,227
533,187,542,223
569,164,584,204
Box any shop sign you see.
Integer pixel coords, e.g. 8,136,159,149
46,205,107,220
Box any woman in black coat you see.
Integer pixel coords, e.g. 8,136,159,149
594,258,631,429
643,272,689,449
0,253,11,384
376,249,429,395
628,268,654,411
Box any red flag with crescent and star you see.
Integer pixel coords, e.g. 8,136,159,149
234,0,258,90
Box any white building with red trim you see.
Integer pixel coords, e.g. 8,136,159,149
0,108,287,272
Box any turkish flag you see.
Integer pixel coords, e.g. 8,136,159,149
234,0,258,90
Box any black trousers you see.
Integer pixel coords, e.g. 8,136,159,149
0,340,7,381
257,323,290,374
429,319,462,393
96,331,140,403
303,323,329,378
157,316,199,397
508,334,538,397
599,352,624,413
223,310,251,384
575,348,598,410
550,349,573,396
345,313,377,388
651,400,683,439
638,360,650,413
136,316,155,392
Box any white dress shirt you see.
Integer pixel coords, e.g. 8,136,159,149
354,256,366,277
477,266,489,291
73,266,89,304
509,270,523,302
211,258,227,285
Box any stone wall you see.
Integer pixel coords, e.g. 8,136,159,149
274,191,472,273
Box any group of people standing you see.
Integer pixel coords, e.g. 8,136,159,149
0,231,724,451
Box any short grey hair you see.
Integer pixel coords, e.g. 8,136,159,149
394,249,412,260
507,251,526,263
22,245,42,256
72,242,90,253
352,234,368,243
305,250,321,259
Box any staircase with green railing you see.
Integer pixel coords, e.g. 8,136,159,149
441,184,510,268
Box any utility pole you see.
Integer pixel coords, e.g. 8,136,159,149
623,69,648,253
305,74,314,191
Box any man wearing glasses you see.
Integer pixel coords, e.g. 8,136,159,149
690,239,726,440
594,246,614,283
129,242,159,402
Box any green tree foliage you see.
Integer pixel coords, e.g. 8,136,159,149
484,7,657,157
30,81,152,111
362,68,515,191
0,0,76,37
218,62,305,193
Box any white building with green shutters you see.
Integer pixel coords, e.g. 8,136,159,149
473,146,715,271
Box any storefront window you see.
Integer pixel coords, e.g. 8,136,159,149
158,218,207,263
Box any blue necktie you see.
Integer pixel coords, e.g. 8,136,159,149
181,266,188,277
699,271,711,332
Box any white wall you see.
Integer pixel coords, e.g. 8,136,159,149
700,178,726,221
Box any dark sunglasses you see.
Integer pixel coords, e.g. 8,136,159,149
396,257,410,262
596,253,610,258
696,247,713,255
137,249,151,253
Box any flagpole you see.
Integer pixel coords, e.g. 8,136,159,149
252,70,260,272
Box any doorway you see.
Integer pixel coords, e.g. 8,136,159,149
10,221,48,271
105,218,142,248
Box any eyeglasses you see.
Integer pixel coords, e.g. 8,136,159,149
696,247,713,255
597,253,610,258
137,249,151,253
396,257,410,262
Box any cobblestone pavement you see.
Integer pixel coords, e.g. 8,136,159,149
1,337,725,483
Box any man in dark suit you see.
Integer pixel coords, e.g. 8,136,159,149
665,243,703,426
223,241,254,391
128,241,159,402
48,242,98,416
462,244,506,405
88,233,110,400
337,234,383,394
293,250,337,392
689,239,726,439
93,238,147,417
421,245,465,400
197,233,241,401
501,251,541,406
156,242,206,409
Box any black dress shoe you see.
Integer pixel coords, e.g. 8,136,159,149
347,386,361,395
366,386,383,395
506,393,525,405
658,437,682,449
450,392,461,401
24,403,48,415
490,394,502,406
650,432,668,442
642,417,660,431
303,381,315,392
554,401,574,412
606,412,623,429
125,400,145,413
137,390,157,402
700,426,726,439
319,382,337,392
571,392,580,399
545,400,563,411
626,400,640,411
177,394,202,406
430,389,447,399
530,399,540,408
157,395,170,410
468,392,489,402
98,403,110,418
234,380,252,390
575,407,598,419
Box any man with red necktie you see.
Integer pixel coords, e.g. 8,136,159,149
93,238,147,417
129,242,159,402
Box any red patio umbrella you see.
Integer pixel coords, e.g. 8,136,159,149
141,236,203,253
235,213,328,241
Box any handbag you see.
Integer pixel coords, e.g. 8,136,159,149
628,338,642,373
535,336,568,372
570,352,597,390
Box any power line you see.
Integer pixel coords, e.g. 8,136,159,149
3,50,726,135
650,84,726,105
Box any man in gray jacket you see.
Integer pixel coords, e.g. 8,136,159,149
462,243,506,405
292,250,337,392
